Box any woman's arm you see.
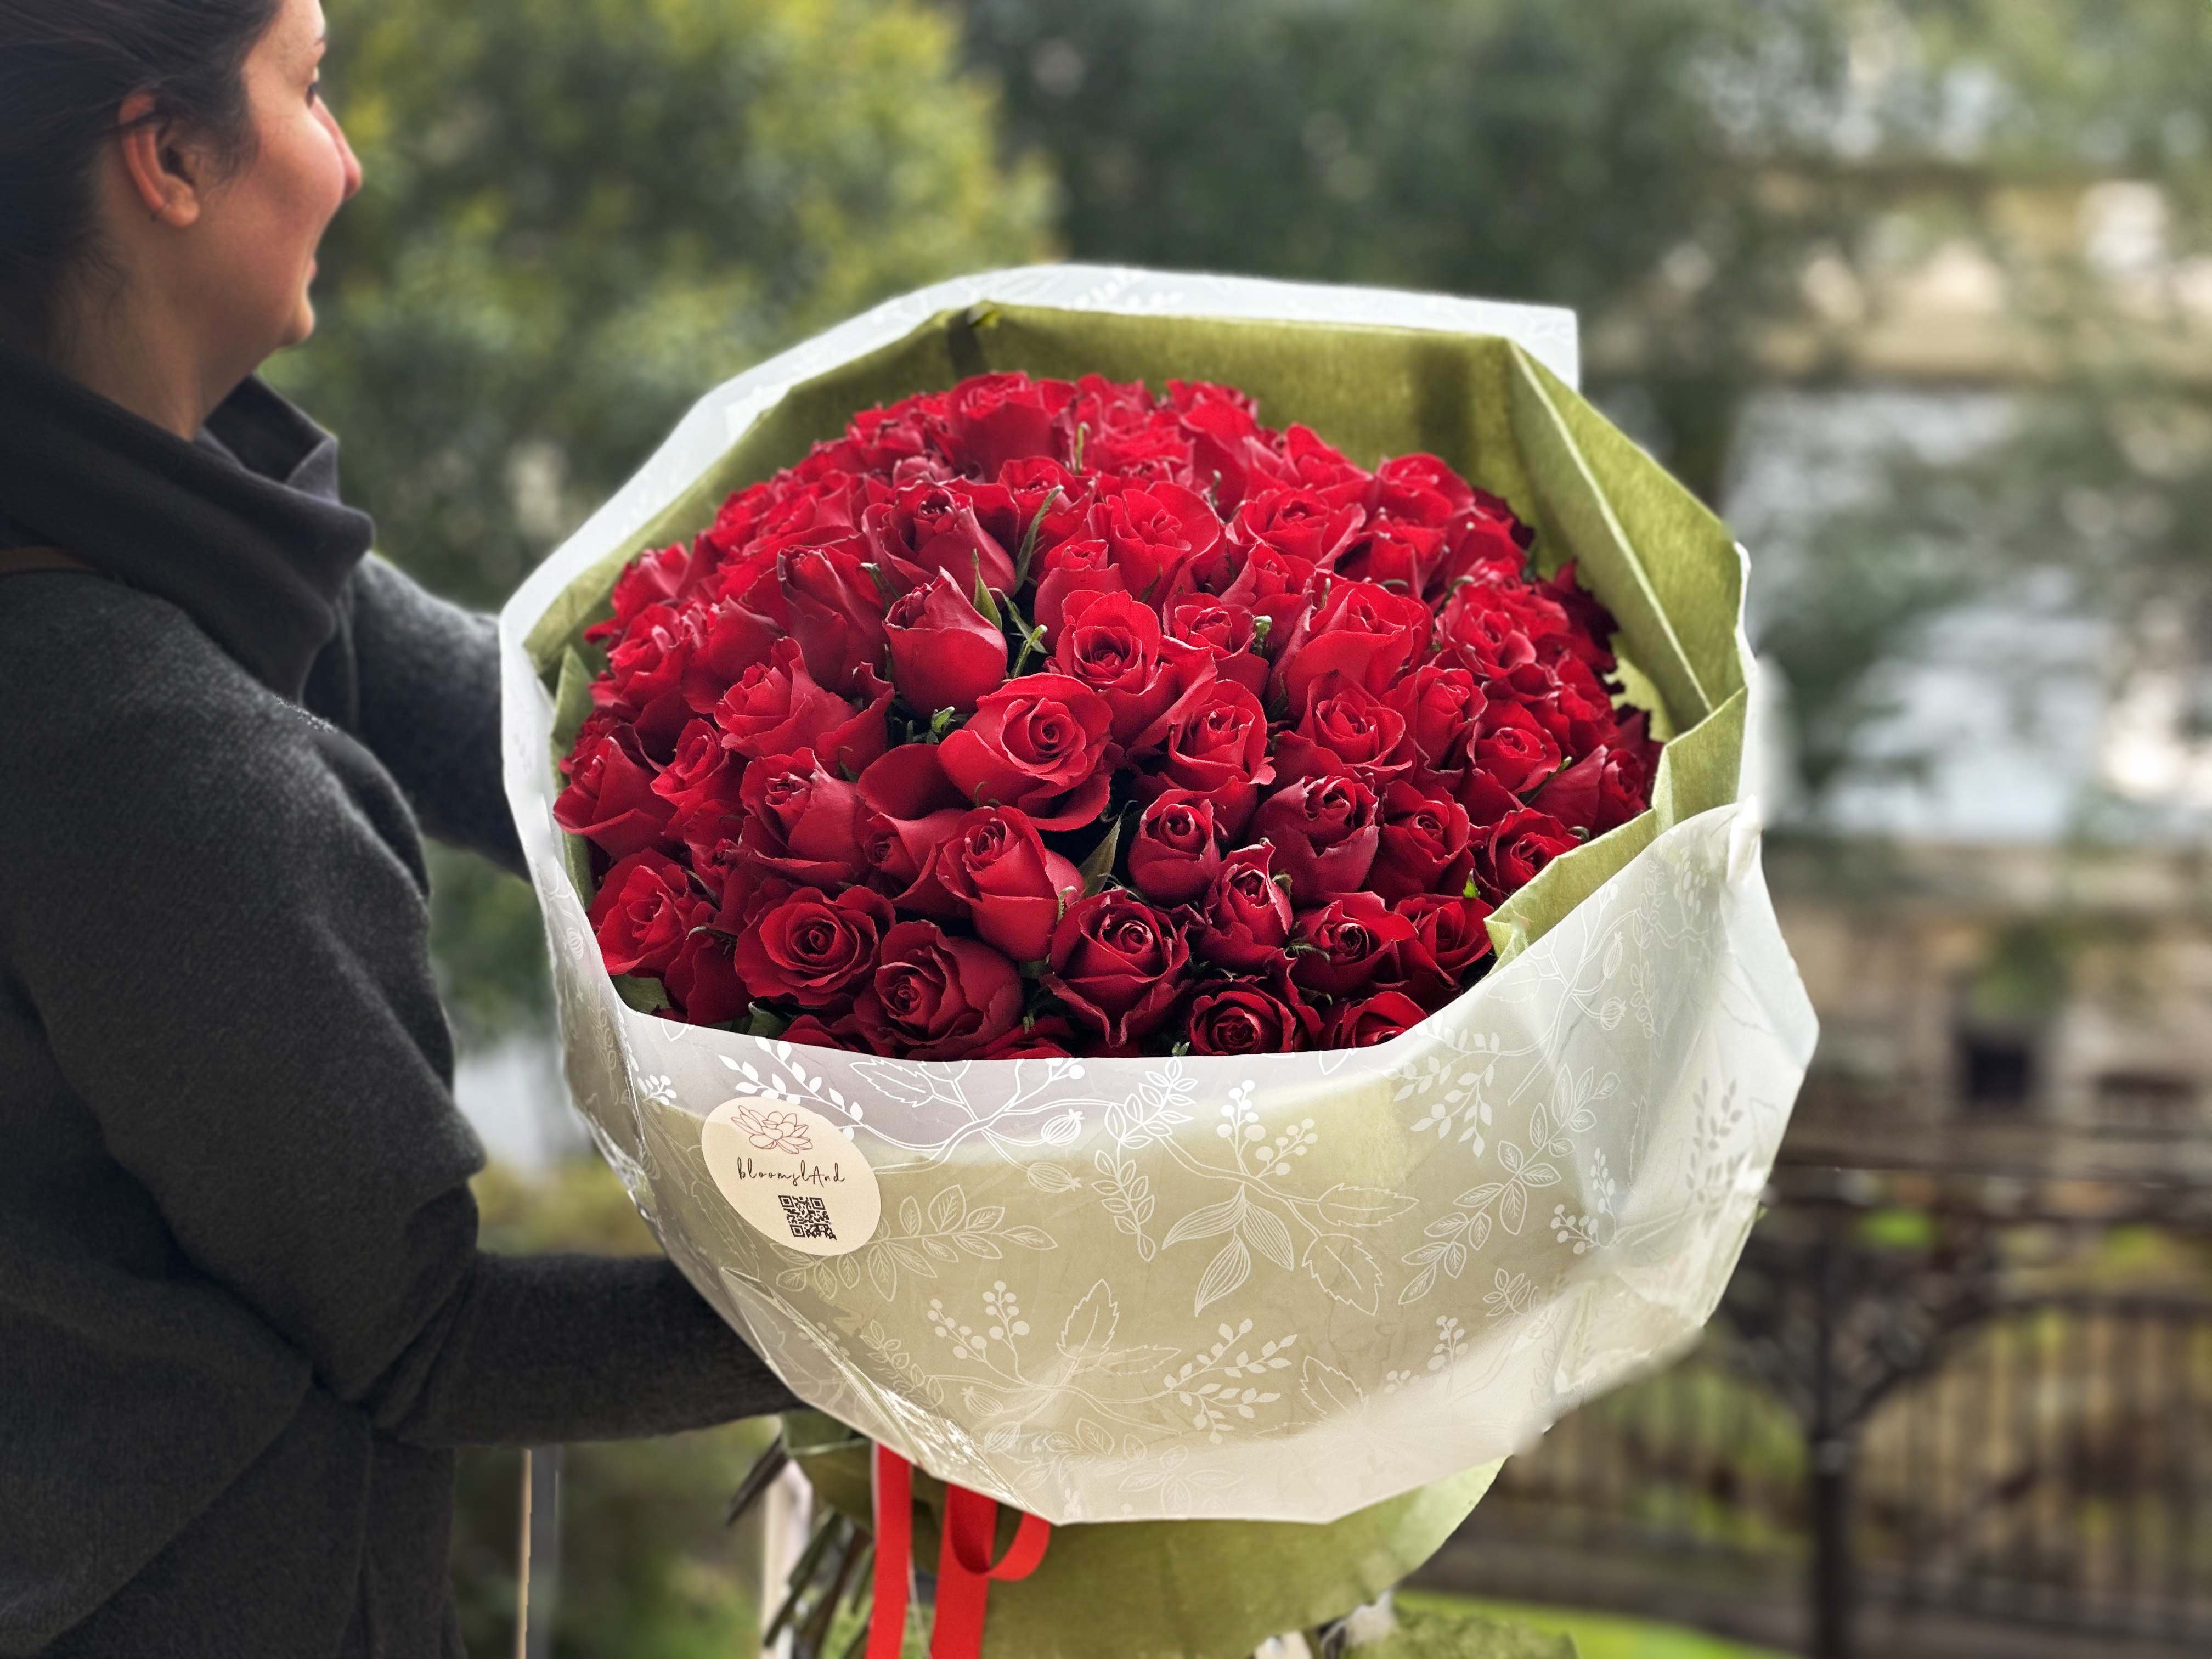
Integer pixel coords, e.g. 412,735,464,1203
3,598,795,1448
321,551,531,881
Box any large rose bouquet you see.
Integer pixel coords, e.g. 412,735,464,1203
554,369,1662,1065
499,270,1816,1659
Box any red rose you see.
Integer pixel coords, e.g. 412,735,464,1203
1370,778,1474,902
1430,489,1534,596
1434,579,1564,680
1474,808,1581,900
884,571,1008,716
1095,481,1222,601
1126,789,1222,905
937,673,1116,831
1528,732,1654,838
1050,588,1214,750
1272,674,1409,785
1169,383,1273,513
1269,578,1431,710
1401,893,1496,984
665,927,750,1026
1164,595,1270,696
1187,981,1318,1056
1318,991,1429,1049
1214,542,1316,641
556,726,676,859
968,1021,1080,1060
733,886,895,1008
680,596,786,715
1290,892,1418,1000
932,806,1083,963
940,372,1075,477
1192,843,1294,972
586,543,693,645
737,748,870,887
1229,486,1365,568
1046,890,1190,1052
855,744,969,912
1385,665,1487,777
586,849,702,977
780,539,888,696
1031,536,1130,635
1496,654,1619,755
591,603,695,761
861,479,1015,595
1457,767,1523,832
1371,453,1475,529
1141,680,1275,837
1337,517,1443,597
715,636,890,774
1474,703,1564,795
1250,771,1381,905
847,920,1024,1060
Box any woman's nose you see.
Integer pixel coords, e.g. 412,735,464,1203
323,105,364,202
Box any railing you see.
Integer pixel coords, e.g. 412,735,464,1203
1440,1293,2212,1654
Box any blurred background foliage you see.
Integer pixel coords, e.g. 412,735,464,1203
261,0,2212,1650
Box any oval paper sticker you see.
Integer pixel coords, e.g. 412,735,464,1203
701,1095,882,1257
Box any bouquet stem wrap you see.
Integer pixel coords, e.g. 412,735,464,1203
499,267,1817,1656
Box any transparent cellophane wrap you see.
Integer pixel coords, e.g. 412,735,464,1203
498,268,1816,1634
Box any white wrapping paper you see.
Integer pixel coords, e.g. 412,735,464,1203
497,265,1817,1527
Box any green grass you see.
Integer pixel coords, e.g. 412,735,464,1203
1396,1592,1790,1659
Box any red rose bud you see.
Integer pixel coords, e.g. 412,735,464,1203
1318,990,1429,1049
1250,771,1381,906
1141,679,1275,838
1474,702,1565,795
1165,596,1270,696
884,570,1008,716
1051,587,1215,751
1401,893,1496,983
848,920,1024,1060
1032,537,1128,635
1385,665,1487,777
586,849,701,978
932,806,1084,963
1170,386,1273,513
1290,892,1418,1001
1186,981,1318,1056
1047,890,1191,1052
1269,578,1431,710
1272,674,1409,785
586,543,691,645
737,748,870,887
1193,843,1294,972
1370,778,1474,902
1529,739,1652,839
1126,789,1222,905
1434,580,1556,679
1215,541,1314,641
1498,654,1620,755
1430,489,1535,595
937,673,1116,832
555,725,677,859
1475,808,1581,900
733,886,895,1008
715,637,885,769
1457,766,1522,831
680,595,785,715
779,539,888,696
1337,517,1443,597
665,926,749,1026
941,371,1076,477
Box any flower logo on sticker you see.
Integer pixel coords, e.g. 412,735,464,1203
735,1106,813,1154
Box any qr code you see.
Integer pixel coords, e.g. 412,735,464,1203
777,1193,837,1242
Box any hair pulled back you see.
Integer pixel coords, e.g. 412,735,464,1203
0,0,283,352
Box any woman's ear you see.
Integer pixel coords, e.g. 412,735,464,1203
114,89,207,228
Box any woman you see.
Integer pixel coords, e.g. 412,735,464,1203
0,2,797,1654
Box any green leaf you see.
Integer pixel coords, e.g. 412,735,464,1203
611,974,672,1014
1077,812,1125,896
745,1005,791,1040
970,555,1005,628
1011,487,1064,591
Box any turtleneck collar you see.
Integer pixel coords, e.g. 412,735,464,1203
0,339,374,701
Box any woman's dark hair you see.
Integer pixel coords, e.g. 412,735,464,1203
0,0,284,352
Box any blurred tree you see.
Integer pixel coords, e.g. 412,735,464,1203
274,0,1054,1045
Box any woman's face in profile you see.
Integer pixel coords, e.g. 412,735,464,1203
199,0,363,362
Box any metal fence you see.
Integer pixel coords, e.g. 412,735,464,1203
1441,1292,2212,1654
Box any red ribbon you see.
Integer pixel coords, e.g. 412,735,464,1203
865,1443,1051,1659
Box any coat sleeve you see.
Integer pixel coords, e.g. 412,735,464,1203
1,606,795,1447
338,552,531,881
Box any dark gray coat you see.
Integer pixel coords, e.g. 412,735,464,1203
0,345,795,1657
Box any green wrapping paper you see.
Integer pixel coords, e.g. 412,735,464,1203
496,272,1815,1658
